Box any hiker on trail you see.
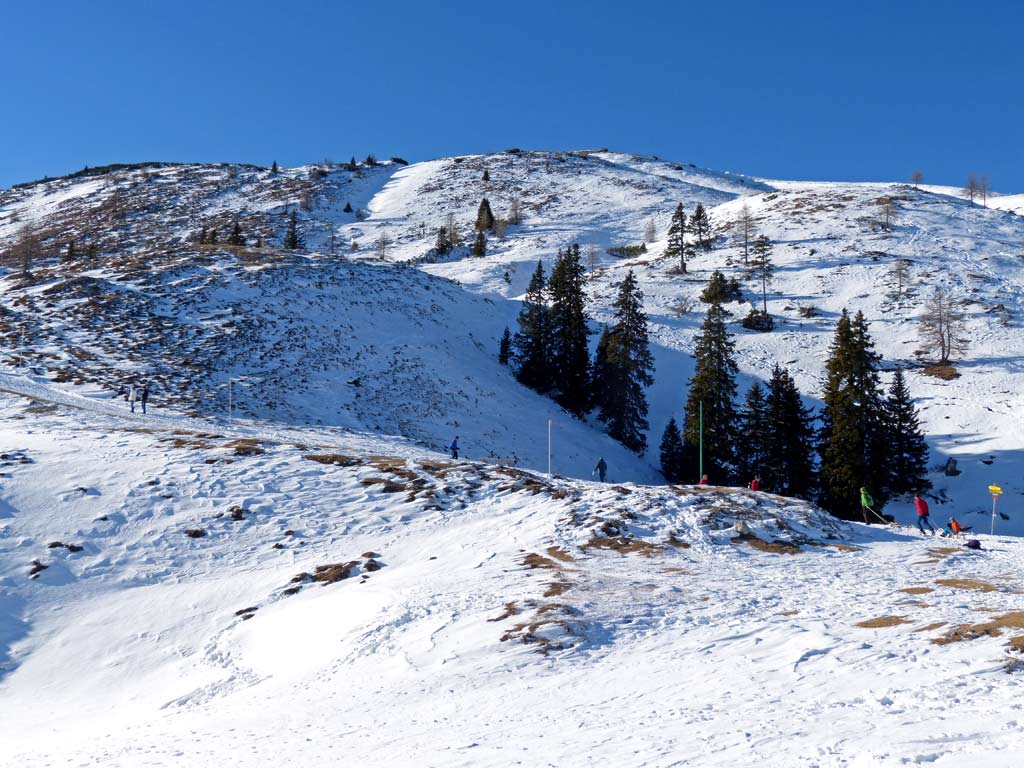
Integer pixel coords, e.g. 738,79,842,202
450,436,459,460
860,487,875,524
699,474,709,486
594,457,607,482
749,476,761,491
140,385,149,415
128,384,138,413
914,493,935,534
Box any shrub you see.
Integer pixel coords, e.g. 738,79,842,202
741,309,775,332
390,156,408,165
607,243,647,259
700,271,742,303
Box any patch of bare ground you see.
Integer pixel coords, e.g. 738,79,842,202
856,615,910,629
732,533,802,554
609,486,632,495
544,581,573,597
666,532,691,548
831,543,861,552
226,438,266,457
522,552,560,569
488,602,519,622
899,587,935,595
931,612,1024,649
935,578,999,592
359,477,409,494
303,453,361,467
311,561,360,584
913,622,947,633
545,545,574,562
661,567,690,574
161,436,215,450
921,362,960,380
895,600,932,608
777,610,800,617
583,535,662,557
500,618,574,651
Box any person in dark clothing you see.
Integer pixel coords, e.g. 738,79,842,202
140,385,149,415
594,457,607,482
450,436,459,460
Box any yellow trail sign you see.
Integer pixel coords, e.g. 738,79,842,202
989,484,1003,496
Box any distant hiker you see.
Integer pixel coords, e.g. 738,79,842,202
749,476,761,491
450,436,459,460
914,493,935,534
128,384,138,413
593,457,607,482
140,385,149,415
511,452,519,467
860,487,875,524
699,474,709,486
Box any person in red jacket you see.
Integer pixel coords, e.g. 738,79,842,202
914,493,935,534
749,476,761,491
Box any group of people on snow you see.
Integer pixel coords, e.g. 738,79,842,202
117,383,150,414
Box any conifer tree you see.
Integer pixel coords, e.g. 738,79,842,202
590,327,611,412
690,203,712,251
471,230,487,257
343,201,353,213
884,368,931,495
498,327,512,365
664,203,688,273
512,261,553,392
749,235,774,314
228,221,245,246
482,168,490,181
475,198,495,232
271,160,279,174
735,382,769,484
548,244,591,417
659,417,686,482
283,210,303,249
700,270,741,303
818,310,890,519
682,301,738,482
597,270,654,453
763,365,816,498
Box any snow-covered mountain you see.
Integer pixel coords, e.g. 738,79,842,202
3,150,1024,765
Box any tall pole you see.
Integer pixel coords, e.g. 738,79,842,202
991,495,998,535
699,401,704,481
547,418,552,476
228,379,233,423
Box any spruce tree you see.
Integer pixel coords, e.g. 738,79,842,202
435,225,452,255
701,270,741,303
229,221,245,246
690,203,712,251
818,310,890,519
271,160,278,174
471,230,487,257
283,210,303,249
763,365,816,498
343,201,353,213
590,327,611,413
885,368,931,495
548,245,592,416
735,382,769,484
664,203,688,273
482,168,490,181
512,261,553,392
749,235,774,314
682,301,738,482
498,327,512,365
659,417,686,482
597,271,654,452
475,198,495,232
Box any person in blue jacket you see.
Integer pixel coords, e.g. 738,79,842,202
450,436,459,460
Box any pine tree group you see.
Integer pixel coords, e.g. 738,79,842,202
512,261,554,393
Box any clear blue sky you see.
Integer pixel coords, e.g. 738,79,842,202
3,0,1021,191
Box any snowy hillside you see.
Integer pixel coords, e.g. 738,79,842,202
3,386,1024,766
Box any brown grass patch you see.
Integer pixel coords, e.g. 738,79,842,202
935,578,998,592
748,538,802,555
913,622,947,633
661,567,690,574
304,453,361,467
777,610,800,617
227,438,266,457
311,561,359,584
856,615,910,629
932,612,1024,646
899,587,934,595
831,544,862,552
582,536,662,557
522,553,560,569
921,362,960,380
545,546,574,563
666,533,691,548
544,581,573,597
488,602,519,622
359,477,408,493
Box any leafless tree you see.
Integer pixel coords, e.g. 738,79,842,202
492,219,508,238
911,170,923,188
4,225,41,275
891,258,911,297
643,218,657,243
507,196,523,225
919,288,968,363
445,213,462,246
375,230,391,260
733,204,757,264
585,243,599,272
879,197,897,231
964,175,979,203
979,175,991,207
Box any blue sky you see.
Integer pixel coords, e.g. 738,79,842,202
2,0,1021,190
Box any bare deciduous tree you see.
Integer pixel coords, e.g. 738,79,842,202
911,170,923,188
733,203,757,265
643,218,657,243
919,288,968,363
891,258,911,297
3,225,41,276
507,196,523,225
585,243,599,272
879,197,897,231
979,175,990,207
375,230,391,260
963,175,979,203
445,213,462,246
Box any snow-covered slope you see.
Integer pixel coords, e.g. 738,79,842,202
2,387,1023,766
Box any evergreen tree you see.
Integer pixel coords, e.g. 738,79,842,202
208,228,218,245
482,168,490,181
475,198,495,232
228,221,245,246
701,270,742,303
885,368,931,495
270,160,278,174
659,417,686,482
347,156,358,171
512,261,553,392
763,365,816,498
749,235,774,314
735,382,769,484
283,210,303,249
818,310,890,519
690,203,712,251
498,327,512,365
471,230,487,257
590,327,611,412
548,244,591,417
664,203,688,273
343,201,353,213
682,301,738,482
597,271,654,452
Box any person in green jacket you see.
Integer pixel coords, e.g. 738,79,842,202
860,486,875,524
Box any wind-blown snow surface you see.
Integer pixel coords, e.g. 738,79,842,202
1,386,1023,766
